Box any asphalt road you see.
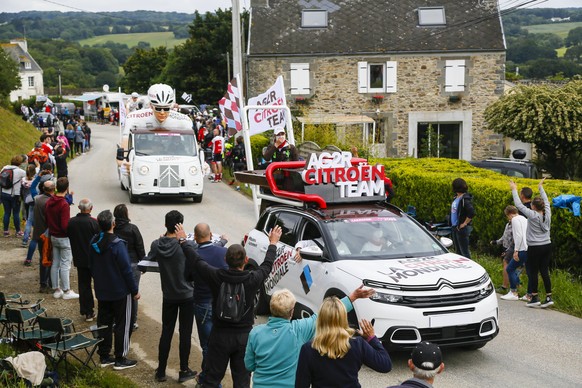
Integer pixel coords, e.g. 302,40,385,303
68,123,582,388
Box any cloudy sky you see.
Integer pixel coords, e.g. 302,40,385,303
0,0,577,13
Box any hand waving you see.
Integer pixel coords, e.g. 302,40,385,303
269,225,283,245
357,319,375,340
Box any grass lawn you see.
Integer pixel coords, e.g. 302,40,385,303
78,31,187,48
524,21,582,38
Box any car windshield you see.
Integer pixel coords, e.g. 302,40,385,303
134,132,197,156
323,215,446,260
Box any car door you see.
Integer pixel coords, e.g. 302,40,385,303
261,210,302,298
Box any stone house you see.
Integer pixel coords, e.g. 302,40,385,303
1,38,44,102
247,0,506,159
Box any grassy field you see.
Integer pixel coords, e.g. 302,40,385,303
78,31,187,48
524,21,582,38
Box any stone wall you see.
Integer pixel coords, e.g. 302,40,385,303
247,52,505,159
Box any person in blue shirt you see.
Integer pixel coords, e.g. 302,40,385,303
245,286,374,388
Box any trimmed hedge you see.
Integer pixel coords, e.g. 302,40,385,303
370,157,582,272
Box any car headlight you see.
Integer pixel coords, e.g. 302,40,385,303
138,165,149,175
370,291,403,304
480,280,494,296
189,166,198,175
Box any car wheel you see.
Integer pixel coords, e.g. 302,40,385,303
193,194,203,203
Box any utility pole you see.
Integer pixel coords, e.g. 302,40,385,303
227,51,231,82
58,68,62,102
232,0,243,86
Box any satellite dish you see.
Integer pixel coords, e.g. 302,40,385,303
103,84,110,92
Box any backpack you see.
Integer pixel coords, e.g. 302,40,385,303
215,281,248,322
0,167,14,189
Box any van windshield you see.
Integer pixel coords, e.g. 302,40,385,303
134,132,197,156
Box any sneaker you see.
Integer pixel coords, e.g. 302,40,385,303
3,231,9,237
53,289,64,299
540,296,554,308
178,368,197,383
16,231,24,237
501,291,519,301
113,358,137,370
23,260,32,267
520,293,532,302
62,290,79,300
100,356,115,368
526,295,541,307
495,286,508,293
85,313,96,322
155,369,167,382
21,240,28,248
39,285,51,294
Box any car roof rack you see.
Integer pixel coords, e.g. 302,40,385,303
235,153,387,209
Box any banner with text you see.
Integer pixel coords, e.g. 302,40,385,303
248,76,287,135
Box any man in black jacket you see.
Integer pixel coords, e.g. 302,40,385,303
145,210,197,383
179,224,282,388
89,210,140,370
67,198,99,321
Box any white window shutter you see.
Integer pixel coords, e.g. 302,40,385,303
445,60,466,92
290,63,310,95
385,61,397,93
358,61,368,93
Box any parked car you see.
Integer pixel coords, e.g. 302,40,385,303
28,112,59,129
469,158,540,179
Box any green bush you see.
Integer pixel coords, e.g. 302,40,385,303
371,157,582,272
250,133,270,166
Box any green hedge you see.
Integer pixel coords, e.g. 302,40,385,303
370,157,582,272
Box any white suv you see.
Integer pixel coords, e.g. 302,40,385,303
244,202,499,350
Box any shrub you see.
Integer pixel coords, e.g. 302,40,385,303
371,157,582,272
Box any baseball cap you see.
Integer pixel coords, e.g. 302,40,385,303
131,92,139,98
411,341,442,370
274,127,285,135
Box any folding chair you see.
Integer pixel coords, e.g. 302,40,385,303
4,307,53,347
37,317,104,381
0,292,26,338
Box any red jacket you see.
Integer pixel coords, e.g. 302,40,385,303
45,195,71,238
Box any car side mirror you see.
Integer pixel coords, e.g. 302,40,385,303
440,237,453,248
116,147,126,161
299,245,329,261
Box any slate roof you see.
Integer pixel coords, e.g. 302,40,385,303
1,42,43,72
248,0,505,56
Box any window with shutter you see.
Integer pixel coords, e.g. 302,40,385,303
358,62,368,93
386,61,397,93
444,60,466,92
290,63,311,95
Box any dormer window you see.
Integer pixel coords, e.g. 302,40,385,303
302,9,328,28
418,7,446,26
25,62,31,69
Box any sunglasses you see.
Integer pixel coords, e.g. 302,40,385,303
153,106,171,112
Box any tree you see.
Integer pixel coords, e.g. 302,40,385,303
0,50,20,102
119,47,168,93
484,80,582,180
160,9,249,104
565,27,582,47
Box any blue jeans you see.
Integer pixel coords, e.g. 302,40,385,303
452,225,472,259
195,302,214,382
2,192,22,233
23,203,34,243
506,251,527,290
50,236,73,291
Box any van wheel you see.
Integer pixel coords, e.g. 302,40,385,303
128,184,138,204
193,194,203,203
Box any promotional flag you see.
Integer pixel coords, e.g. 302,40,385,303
119,96,127,128
247,76,287,135
181,92,192,103
218,75,243,136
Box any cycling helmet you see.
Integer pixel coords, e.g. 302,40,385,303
148,84,174,107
